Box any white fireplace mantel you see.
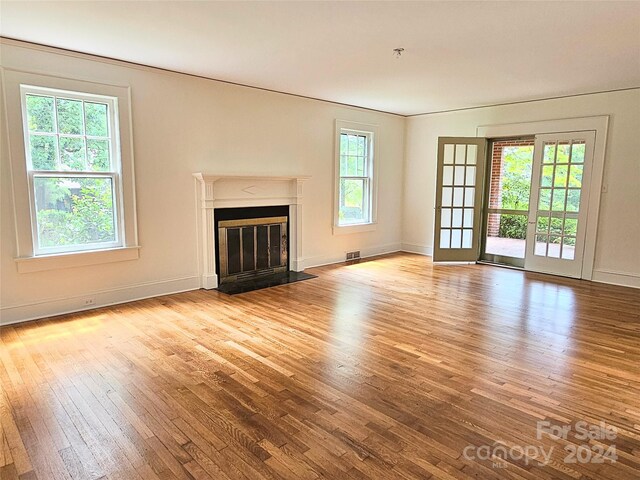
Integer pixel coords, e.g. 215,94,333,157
193,173,310,289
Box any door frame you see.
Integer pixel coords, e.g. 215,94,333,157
477,116,609,280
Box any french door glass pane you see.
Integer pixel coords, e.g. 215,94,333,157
34,176,116,249
571,142,586,163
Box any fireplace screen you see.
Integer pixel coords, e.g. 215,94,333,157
218,216,288,283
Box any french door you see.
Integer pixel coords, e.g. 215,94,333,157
434,138,487,261
434,132,596,278
524,132,595,278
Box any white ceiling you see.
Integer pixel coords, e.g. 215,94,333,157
2,1,639,116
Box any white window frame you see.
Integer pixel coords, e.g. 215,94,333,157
3,69,139,273
333,120,378,234
21,85,124,255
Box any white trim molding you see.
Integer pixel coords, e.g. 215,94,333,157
477,115,609,281
401,243,434,256
193,173,310,289
2,68,139,271
591,269,640,289
333,120,379,233
15,246,140,274
0,275,199,326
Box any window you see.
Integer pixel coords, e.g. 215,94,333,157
334,121,377,231
4,69,138,272
21,85,122,255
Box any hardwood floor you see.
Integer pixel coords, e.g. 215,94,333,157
1,253,639,480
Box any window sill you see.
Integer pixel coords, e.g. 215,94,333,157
15,246,141,273
332,222,377,235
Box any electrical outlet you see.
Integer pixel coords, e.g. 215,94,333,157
83,297,96,306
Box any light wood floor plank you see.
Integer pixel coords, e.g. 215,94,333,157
1,253,639,479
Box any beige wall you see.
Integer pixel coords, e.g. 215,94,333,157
1,40,405,323
402,89,640,287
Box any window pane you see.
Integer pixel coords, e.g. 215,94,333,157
562,237,576,260
550,217,563,236
30,135,58,170
554,165,568,187
443,166,453,185
537,215,549,234
442,187,452,207
462,229,472,248
454,166,465,185
571,142,585,163
455,145,466,164
87,139,110,171
443,144,454,164
440,229,451,248
541,165,553,187
535,235,548,256
568,164,583,188
556,142,570,163
464,187,475,207
564,218,578,236
463,208,474,228
466,145,477,165
552,189,566,211
453,187,464,207
567,189,581,212
451,229,462,248
441,208,451,228
339,178,365,224
56,98,84,135
548,236,561,258
538,188,551,210
34,176,116,249
543,143,556,163
59,136,86,171
85,102,109,137
452,208,463,228
465,166,476,186
26,95,55,133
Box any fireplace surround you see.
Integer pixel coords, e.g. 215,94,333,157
193,173,309,289
215,206,289,284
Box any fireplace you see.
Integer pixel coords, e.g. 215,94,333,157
193,173,309,290
215,206,289,284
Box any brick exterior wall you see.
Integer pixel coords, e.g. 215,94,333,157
487,139,535,237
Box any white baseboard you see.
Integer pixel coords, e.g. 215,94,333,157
591,269,640,289
0,275,200,326
302,242,402,269
401,243,433,256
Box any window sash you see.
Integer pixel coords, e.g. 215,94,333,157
29,172,122,255
20,85,124,255
338,129,373,225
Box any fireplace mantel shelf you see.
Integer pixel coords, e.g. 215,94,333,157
193,173,311,183
193,173,309,289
